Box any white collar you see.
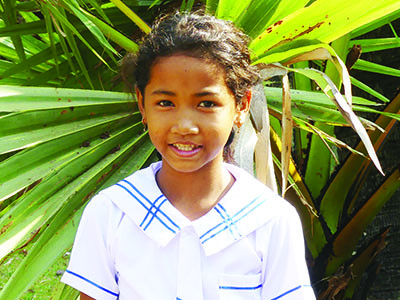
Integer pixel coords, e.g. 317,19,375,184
104,161,282,256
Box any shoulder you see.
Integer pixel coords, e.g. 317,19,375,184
224,162,296,218
79,161,163,234
214,163,300,244
79,192,123,235
93,161,160,209
81,162,159,217
99,161,161,202
224,163,304,245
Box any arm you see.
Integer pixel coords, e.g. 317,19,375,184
261,205,316,300
61,195,120,299
80,292,95,300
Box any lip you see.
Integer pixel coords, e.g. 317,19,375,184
169,142,202,157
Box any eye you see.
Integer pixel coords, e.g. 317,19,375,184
157,100,174,107
198,101,216,108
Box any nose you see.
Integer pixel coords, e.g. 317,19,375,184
171,113,199,135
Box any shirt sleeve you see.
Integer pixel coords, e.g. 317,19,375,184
61,193,120,300
260,204,316,300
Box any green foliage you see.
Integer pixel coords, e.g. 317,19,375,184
0,250,70,299
0,0,399,299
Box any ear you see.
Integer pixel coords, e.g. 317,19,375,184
234,89,252,128
135,86,146,123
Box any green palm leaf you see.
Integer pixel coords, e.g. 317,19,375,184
1,0,400,298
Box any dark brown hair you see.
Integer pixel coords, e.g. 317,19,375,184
127,12,260,104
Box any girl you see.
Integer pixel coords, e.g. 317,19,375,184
61,12,316,300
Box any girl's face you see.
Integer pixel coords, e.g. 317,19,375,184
136,55,250,174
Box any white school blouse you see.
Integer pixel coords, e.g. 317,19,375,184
61,161,315,300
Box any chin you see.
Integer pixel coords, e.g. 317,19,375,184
167,162,205,174
162,156,223,175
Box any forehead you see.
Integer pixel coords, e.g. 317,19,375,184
146,55,231,95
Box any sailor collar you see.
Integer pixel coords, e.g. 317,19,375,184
103,161,281,256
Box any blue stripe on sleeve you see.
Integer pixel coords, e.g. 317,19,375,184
270,285,312,300
65,269,119,297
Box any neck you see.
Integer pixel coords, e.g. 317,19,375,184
156,159,234,221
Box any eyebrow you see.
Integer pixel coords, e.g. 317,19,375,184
151,89,219,97
151,90,176,96
194,91,218,97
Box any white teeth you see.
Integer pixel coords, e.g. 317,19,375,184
173,143,196,151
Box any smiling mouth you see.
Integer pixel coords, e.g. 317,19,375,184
172,143,199,151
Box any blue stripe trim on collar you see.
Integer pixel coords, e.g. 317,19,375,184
122,179,180,230
140,194,164,227
213,204,240,239
200,195,265,244
143,198,168,231
65,269,119,297
116,182,180,234
217,203,240,233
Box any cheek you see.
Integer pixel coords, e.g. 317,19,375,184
147,125,163,146
208,119,235,142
